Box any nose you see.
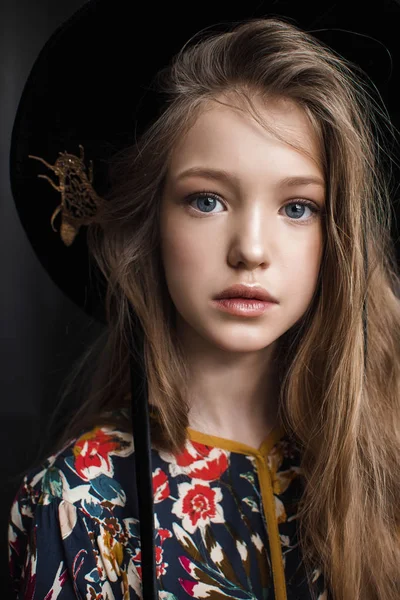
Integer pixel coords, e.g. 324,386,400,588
227,205,272,270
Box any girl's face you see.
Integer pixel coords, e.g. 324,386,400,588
160,96,325,355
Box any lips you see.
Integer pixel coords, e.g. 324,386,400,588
214,284,278,303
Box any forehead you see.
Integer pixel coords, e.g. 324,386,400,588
167,94,324,176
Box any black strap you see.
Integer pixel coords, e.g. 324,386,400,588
128,305,157,599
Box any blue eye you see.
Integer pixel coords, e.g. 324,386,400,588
284,201,319,220
184,191,320,223
186,192,223,213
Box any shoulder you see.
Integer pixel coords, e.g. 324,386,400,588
17,423,136,514
8,424,144,599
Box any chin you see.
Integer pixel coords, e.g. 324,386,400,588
198,325,280,353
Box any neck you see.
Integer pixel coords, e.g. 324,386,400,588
178,322,281,447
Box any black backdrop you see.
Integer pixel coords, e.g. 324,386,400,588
0,1,102,597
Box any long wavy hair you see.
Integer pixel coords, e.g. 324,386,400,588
25,17,400,600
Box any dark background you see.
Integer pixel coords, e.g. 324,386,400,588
2,1,400,598
1,1,102,597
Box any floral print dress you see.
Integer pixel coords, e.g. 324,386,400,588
8,410,329,599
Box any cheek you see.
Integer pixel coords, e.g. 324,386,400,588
160,212,218,277
284,235,323,297
160,226,213,316
277,228,322,281
162,231,197,271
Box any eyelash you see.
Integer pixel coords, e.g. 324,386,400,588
183,191,321,224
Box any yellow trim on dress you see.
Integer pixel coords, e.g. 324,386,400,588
186,424,288,600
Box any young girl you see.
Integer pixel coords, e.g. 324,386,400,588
7,5,400,600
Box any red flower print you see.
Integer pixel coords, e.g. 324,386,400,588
133,545,169,580
160,441,229,481
158,528,172,544
155,546,168,578
171,482,224,534
152,468,170,503
132,525,172,580
71,428,132,481
179,578,231,598
179,578,196,596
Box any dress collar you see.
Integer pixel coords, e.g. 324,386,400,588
186,423,287,458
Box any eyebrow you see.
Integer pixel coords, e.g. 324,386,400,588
175,166,325,189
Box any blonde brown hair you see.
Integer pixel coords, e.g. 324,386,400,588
33,17,400,600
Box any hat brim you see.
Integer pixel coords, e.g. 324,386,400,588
10,0,400,324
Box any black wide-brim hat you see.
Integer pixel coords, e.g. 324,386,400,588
10,1,400,597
